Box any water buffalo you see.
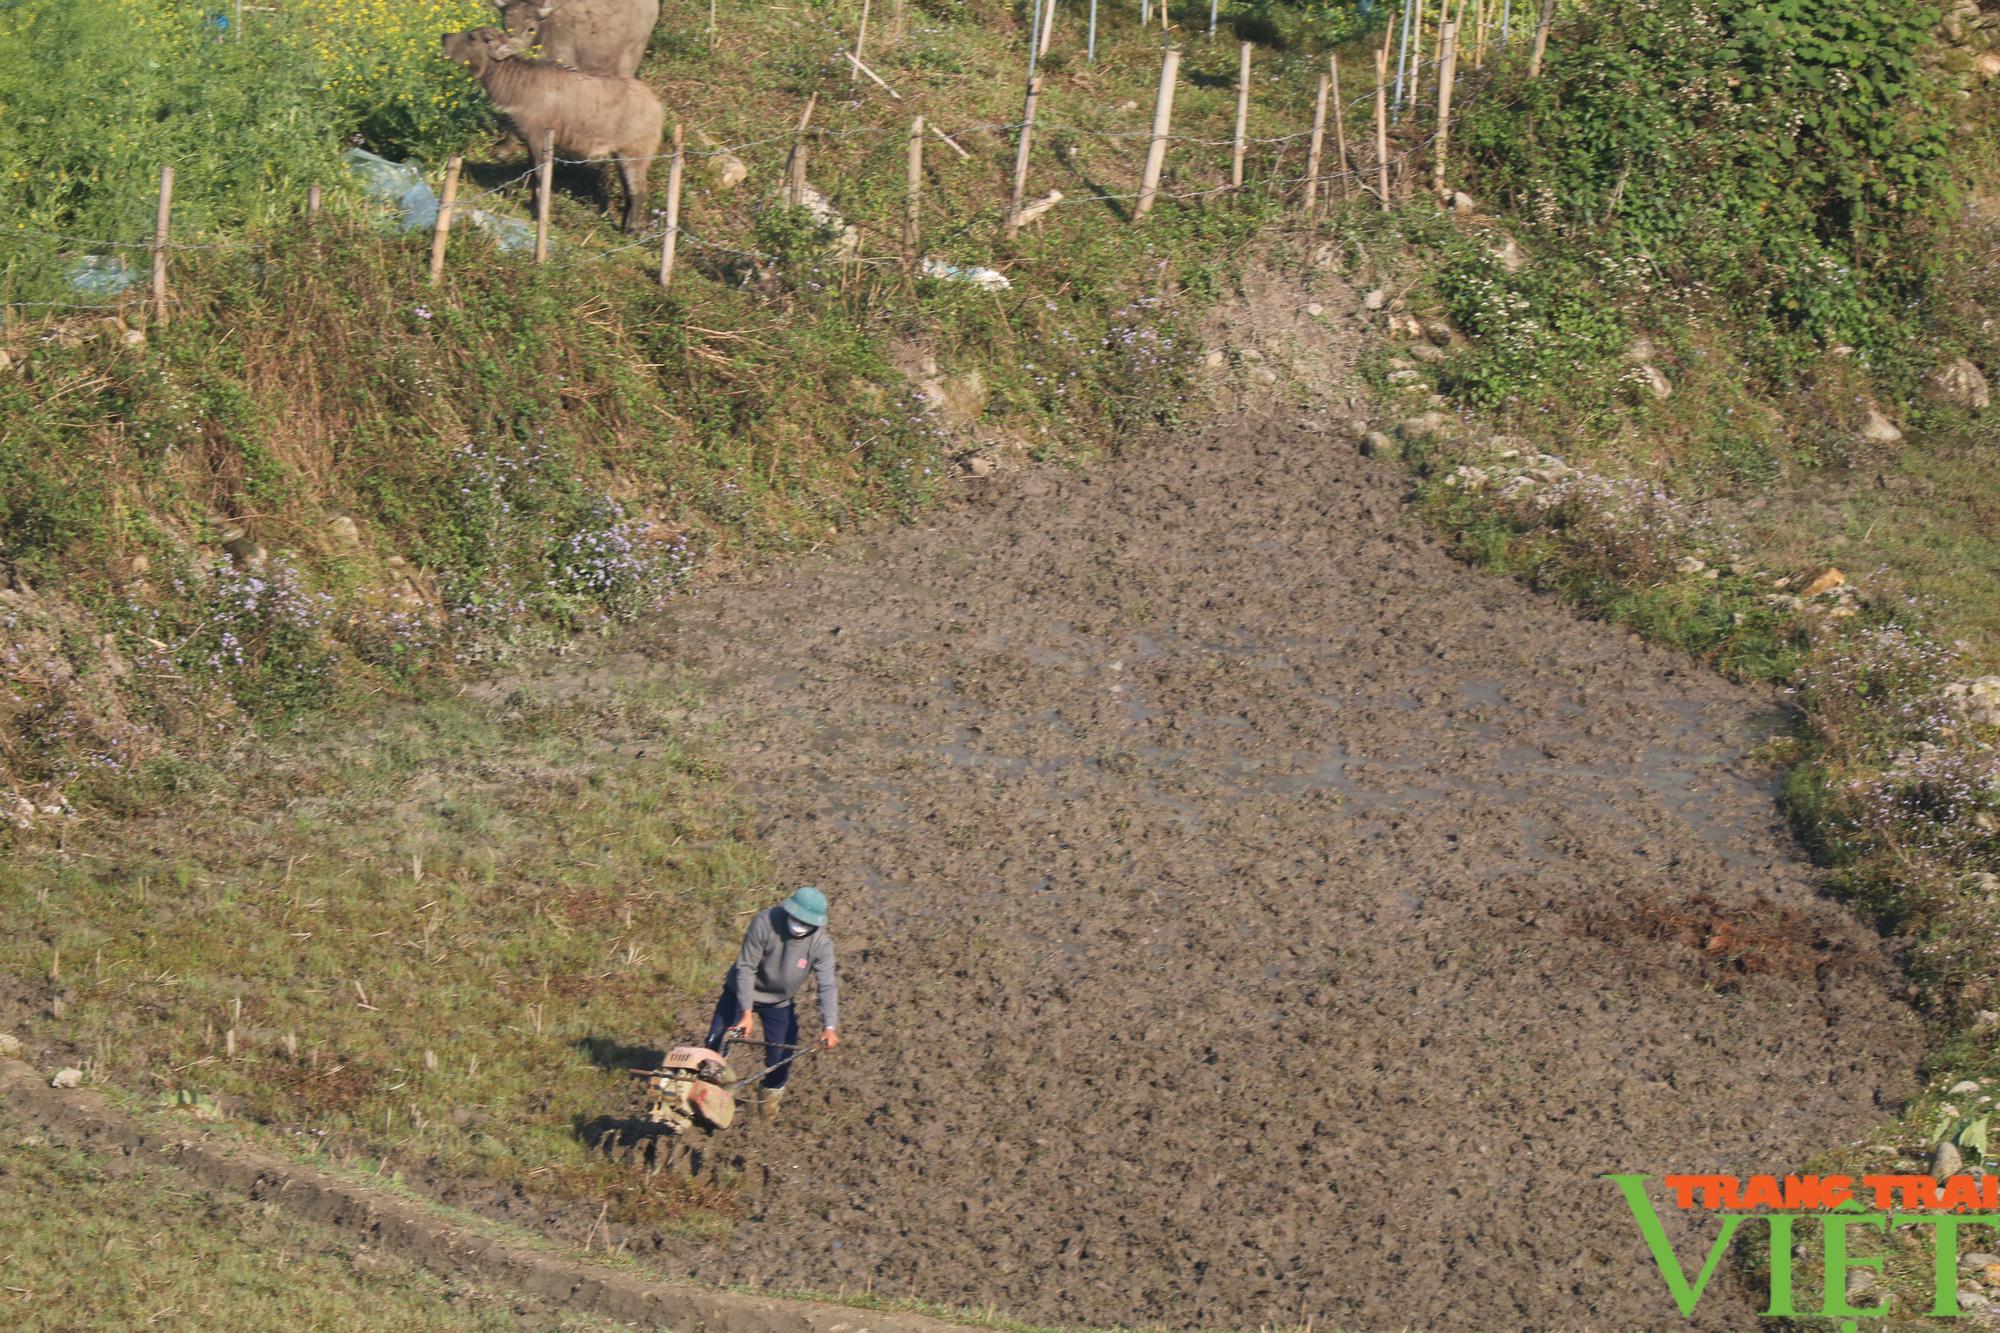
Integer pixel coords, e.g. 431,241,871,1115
442,27,663,232
492,0,659,79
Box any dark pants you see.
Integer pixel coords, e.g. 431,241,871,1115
705,980,800,1091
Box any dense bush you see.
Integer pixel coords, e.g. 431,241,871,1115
1455,0,1952,372
0,0,489,301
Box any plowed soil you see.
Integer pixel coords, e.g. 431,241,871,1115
500,277,1923,1330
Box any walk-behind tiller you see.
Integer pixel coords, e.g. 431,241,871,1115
626,1032,818,1137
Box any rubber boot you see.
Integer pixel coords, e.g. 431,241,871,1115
758,1088,785,1121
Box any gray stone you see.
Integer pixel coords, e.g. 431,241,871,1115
1305,302,1325,318
1632,364,1673,401
1237,347,1264,362
1953,1079,1984,1095
1248,366,1279,386
1362,288,1387,312
1450,191,1475,214
1361,431,1399,460
1407,340,1446,365
326,515,360,549
1337,418,1372,441
1935,1139,1965,1181
1622,337,1657,365
0,1033,20,1058
1931,356,1991,411
1962,1253,2000,1270
1489,234,1525,273
223,537,268,570
50,1067,82,1089
1861,408,1905,445
1397,412,1449,441
1423,320,1455,347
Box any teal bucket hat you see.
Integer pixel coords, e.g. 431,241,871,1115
782,885,828,927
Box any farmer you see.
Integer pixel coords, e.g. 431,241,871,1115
704,886,840,1119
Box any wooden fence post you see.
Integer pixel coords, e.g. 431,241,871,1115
657,125,684,287
151,165,174,328
1374,43,1391,213
1474,0,1487,67
428,155,462,287
787,94,818,208
1431,20,1458,198
1006,75,1044,237
904,114,924,261
1230,42,1251,191
1134,45,1180,219
1407,0,1426,120
1528,0,1554,76
1038,0,1057,57
533,131,554,264
1207,0,1217,39
1302,69,1328,213
854,0,871,78
1330,53,1351,202
308,183,322,216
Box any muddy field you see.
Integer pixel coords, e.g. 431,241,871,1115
452,278,1919,1329
501,360,1924,1327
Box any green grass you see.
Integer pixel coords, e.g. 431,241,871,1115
4,678,767,1230
0,1133,616,1330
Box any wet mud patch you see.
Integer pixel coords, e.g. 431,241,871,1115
495,279,1922,1329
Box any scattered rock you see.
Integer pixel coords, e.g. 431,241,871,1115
1801,568,1847,598
1980,51,2000,81
1959,1288,1994,1313
1952,1079,1984,1095
1422,320,1454,347
1943,677,2000,727
127,554,150,577
1489,234,1525,273
1336,418,1372,441
50,1068,82,1089
1631,364,1673,401
1621,337,1657,365
326,515,361,549
1204,349,1226,368
223,537,268,570
1237,348,1265,362
963,453,997,478
1305,302,1325,318
697,132,748,190
1978,1010,2000,1029
1248,366,1279,386
0,1033,20,1058
0,349,12,372
1361,431,1399,460
1930,357,1991,411
1934,1139,1965,1181
1675,556,1707,576
1397,412,1449,441
1407,341,1446,365
1860,407,1904,445
1962,1253,2000,1271
1118,99,1139,112
1845,1267,1879,1303
1450,191,1475,215
1362,288,1387,312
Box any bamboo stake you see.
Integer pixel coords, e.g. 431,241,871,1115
854,0,871,78
1528,0,1554,77
844,49,902,97
1474,0,1487,68
1005,75,1043,236
1088,0,1098,60
787,94,818,207
1038,0,1057,57
1207,0,1216,39
1374,42,1391,212
1394,0,1413,111
1407,0,1427,121
151,165,173,327
904,114,923,261
307,183,321,216
657,125,684,287
533,131,553,264
1330,53,1350,203
1134,46,1179,219
709,0,717,49
1431,20,1458,197
1501,0,1512,45
1302,70,1328,213
1230,41,1251,191
428,155,462,286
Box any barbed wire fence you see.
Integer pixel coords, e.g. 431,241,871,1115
2,0,1544,324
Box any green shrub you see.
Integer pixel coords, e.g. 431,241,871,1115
1456,0,1952,373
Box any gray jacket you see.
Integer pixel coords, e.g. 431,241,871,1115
730,907,839,1030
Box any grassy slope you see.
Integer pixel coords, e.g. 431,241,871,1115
0,1133,613,1330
